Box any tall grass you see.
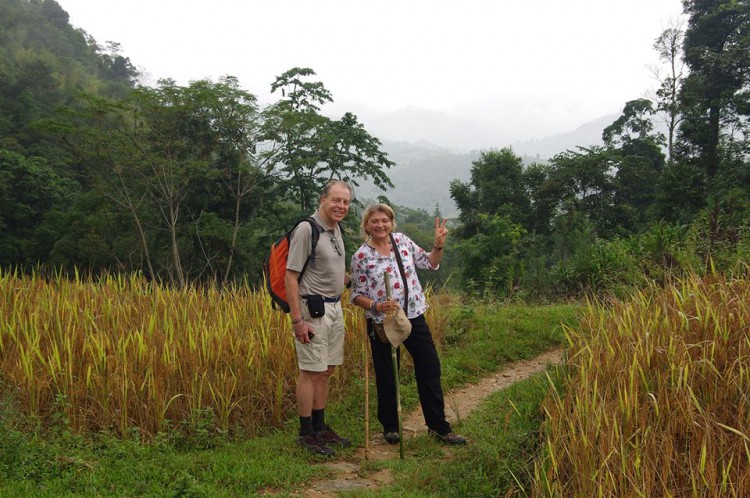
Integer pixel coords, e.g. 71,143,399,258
0,269,379,437
533,273,750,496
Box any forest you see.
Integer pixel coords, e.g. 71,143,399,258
1,0,749,295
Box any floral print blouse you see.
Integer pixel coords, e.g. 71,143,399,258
350,232,437,323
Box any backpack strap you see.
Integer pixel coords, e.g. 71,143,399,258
297,217,322,283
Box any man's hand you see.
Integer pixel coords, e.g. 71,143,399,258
293,321,315,343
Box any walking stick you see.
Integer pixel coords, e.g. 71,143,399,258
392,342,404,459
364,319,370,460
384,273,405,460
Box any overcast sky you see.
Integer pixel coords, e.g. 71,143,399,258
57,0,685,142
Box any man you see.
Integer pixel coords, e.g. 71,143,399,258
286,180,353,456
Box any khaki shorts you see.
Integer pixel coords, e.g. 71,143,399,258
294,301,345,372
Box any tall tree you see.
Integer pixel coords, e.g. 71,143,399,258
0,148,73,266
652,21,686,162
319,112,394,194
56,77,263,286
183,77,264,285
603,99,666,231
543,147,619,238
603,98,666,156
522,162,555,235
450,148,530,237
261,67,394,211
679,0,750,178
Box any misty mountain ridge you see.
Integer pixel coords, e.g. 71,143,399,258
360,106,504,152
353,106,616,217
354,105,614,156
510,113,618,159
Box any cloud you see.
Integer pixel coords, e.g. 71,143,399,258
58,0,684,140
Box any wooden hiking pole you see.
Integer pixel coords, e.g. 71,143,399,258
384,272,405,460
364,319,370,460
392,333,404,460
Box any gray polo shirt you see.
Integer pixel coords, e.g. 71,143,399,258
286,210,345,298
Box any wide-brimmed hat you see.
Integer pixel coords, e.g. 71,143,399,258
383,306,412,347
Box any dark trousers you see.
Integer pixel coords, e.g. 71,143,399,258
368,314,451,436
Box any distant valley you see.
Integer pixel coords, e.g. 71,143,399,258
352,107,617,217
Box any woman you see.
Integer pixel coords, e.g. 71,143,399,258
350,204,466,446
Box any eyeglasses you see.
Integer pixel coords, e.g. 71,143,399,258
329,233,342,257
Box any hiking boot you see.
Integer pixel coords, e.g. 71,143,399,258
297,433,335,456
383,431,400,445
428,430,467,446
315,425,351,448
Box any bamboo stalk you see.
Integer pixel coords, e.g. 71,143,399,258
384,272,404,459
364,322,370,460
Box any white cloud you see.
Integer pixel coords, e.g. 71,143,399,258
57,0,684,140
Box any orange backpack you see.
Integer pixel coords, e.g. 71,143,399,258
263,218,322,313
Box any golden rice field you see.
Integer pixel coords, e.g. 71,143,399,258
0,269,454,437
534,273,750,497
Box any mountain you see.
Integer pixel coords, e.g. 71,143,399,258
358,106,509,152
354,109,618,217
510,113,616,159
355,141,479,218
353,106,616,158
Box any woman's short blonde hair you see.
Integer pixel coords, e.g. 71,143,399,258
361,203,397,240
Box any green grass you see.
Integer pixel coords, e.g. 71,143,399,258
0,425,332,497
441,302,576,387
329,370,563,498
444,372,557,497
387,371,558,497
0,303,580,496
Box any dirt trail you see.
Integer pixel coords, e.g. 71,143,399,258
284,348,563,497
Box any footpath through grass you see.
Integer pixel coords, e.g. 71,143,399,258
348,372,558,498
0,301,580,497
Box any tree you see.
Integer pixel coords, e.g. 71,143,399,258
261,68,394,211
452,213,526,295
450,148,530,237
182,77,264,285
0,0,137,157
449,148,537,293
56,77,264,286
652,21,686,162
678,0,750,178
543,147,618,238
603,99,666,231
0,148,72,266
319,112,394,194
522,162,555,235
603,99,666,155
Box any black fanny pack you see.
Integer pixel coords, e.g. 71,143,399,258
303,295,325,318
302,294,339,318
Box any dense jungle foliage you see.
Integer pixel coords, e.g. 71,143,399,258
1,0,748,298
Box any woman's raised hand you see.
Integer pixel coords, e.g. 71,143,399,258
434,217,448,248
